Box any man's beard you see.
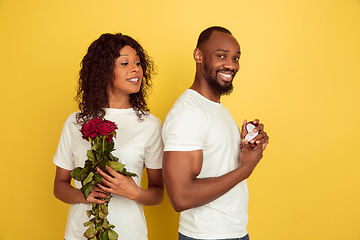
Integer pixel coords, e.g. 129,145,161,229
203,60,234,96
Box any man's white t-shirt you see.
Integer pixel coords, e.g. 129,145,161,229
53,108,163,240
162,89,249,239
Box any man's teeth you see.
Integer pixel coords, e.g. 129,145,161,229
219,73,232,79
128,78,139,82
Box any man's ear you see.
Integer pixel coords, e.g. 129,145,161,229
193,48,202,63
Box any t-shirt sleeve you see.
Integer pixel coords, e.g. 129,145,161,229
144,118,164,169
162,106,207,152
53,115,76,170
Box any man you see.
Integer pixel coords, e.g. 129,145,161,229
162,26,269,240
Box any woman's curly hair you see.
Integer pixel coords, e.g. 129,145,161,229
75,33,155,125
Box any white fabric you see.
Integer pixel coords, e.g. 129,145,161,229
53,108,163,240
162,89,249,239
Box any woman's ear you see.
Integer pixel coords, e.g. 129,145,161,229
193,48,202,63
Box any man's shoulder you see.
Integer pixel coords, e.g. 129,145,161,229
171,89,208,111
164,90,210,131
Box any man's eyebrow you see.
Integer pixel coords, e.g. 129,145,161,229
215,49,229,53
215,49,241,55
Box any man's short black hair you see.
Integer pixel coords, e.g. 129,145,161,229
196,26,232,49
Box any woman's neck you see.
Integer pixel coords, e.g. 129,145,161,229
107,94,132,109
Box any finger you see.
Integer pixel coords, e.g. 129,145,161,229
241,119,248,139
241,138,248,150
262,133,269,150
255,123,264,133
252,119,260,125
105,165,119,176
96,167,106,177
254,133,269,149
100,176,114,188
248,142,259,150
92,189,110,199
253,131,267,144
97,167,115,181
93,185,110,194
240,140,245,150
96,181,114,194
87,196,107,204
86,188,109,204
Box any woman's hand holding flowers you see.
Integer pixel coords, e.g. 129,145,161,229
96,166,141,202
82,183,110,204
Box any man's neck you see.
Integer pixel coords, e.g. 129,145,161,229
190,75,221,103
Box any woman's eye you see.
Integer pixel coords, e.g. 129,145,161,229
121,62,128,66
135,62,141,66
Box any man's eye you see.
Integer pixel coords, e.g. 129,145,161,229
233,57,239,61
218,55,225,59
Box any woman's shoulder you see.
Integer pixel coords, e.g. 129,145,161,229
64,111,79,122
61,111,81,129
142,112,163,128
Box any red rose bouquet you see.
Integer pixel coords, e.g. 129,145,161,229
70,118,136,240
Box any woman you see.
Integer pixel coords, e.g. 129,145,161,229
53,33,164,240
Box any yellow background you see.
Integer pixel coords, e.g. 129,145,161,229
1,0,359,239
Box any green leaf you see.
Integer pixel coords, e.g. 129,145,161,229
108,153,118,162
70,167,90,182
80,168,91,181
81,180,95,200
83,172,94,186
102,218,109,229
70,167,83,180
87,150,96,163
86,210,92,218
104,141,114,156
84,220,94,227
95,216,102,224
99,210,107,219
94,173,102,184
85,159,93,168
101,230,109,240
121,169,138,177
99,159,107,172
96,224,103,231
101,205,109,215
91,142,98,151
92,208,98,216
106,161,125,172
84,226,97,238
107,228,118,240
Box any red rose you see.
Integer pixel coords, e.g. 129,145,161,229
97,120,118,136
80,118,103,141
